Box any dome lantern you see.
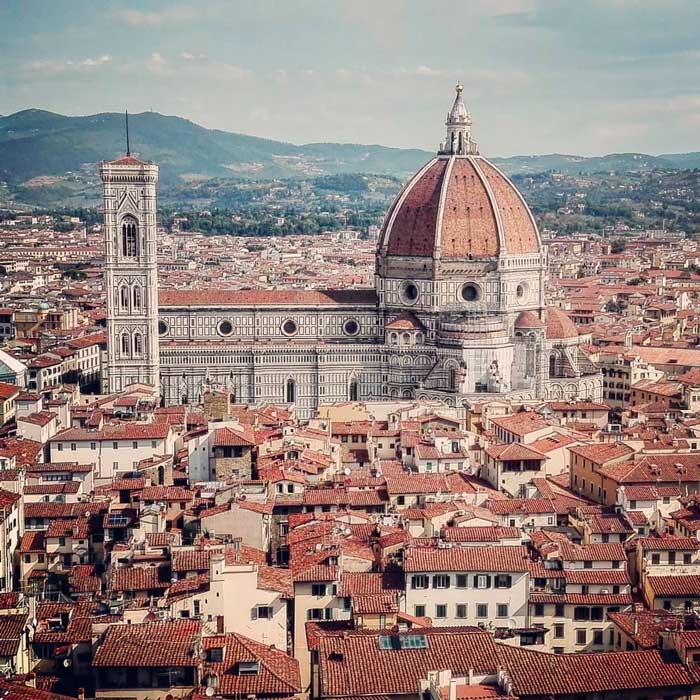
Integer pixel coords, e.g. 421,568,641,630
439,82,478,156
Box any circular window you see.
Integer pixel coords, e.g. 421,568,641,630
400,281,419,305
343,319,360,336
516,282,528,302
460,283,480,302
281,319,298,336
217,320,234,336
158,320,168,336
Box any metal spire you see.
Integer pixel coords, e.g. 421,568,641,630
125,110,131,156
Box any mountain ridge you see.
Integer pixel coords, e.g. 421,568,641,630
1,108,699,189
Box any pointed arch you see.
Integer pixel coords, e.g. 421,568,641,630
120,332,130,356
133,332,143,357
121,215,138,257
286,378,296,404
119,285,129,311
349,379,359,402
132,284,142,311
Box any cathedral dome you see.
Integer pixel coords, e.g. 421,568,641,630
378,85,541,261
546,307,579,340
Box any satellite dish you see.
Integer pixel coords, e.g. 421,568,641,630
344,468,351,476
63,658,72,668
84,511,91,518
205,688,215,697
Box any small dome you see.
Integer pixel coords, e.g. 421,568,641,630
546,307,578,340
514,310,545,329
378,155,540,260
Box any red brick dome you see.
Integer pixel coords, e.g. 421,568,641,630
378,155,541,259
515,310,545,330
546,307,579,340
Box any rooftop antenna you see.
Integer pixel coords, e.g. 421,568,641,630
125,110,131,156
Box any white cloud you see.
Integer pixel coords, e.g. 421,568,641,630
24,55,112,75
115,7,196,27
81,55,111,67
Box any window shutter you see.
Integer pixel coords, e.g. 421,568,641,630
251,607,257,620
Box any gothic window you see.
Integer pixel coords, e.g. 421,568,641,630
349,380,358,402
120,332,130,356
132,285,142,311
133,332,143,357
121,216,138,257
286,379,296,404
526,341,536,378
119,285,129,311
448,367,457,391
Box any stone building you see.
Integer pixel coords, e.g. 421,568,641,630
101,86,601,419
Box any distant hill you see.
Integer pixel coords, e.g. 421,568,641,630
0,109,432,184
0,108,698,204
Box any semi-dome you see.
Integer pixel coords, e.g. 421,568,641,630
515,310,546,330
546,307,579,340
378,85,541,261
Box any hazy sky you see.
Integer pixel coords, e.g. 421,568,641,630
1,0,699,156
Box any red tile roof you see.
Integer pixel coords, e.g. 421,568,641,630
160,288,377,308
93,619,200,667
200,632,300,695
317,627,498,697
497,644,696,697
404,544,529,573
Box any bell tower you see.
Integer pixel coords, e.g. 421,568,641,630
99,125,160,393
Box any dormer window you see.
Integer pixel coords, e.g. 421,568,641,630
206,647,224,663
237,661,260,676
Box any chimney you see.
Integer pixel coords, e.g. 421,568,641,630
633,618,639,636
449,678,458,700
78,689,85,700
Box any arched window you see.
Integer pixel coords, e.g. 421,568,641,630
120,332,130,356
119,285,129,311
133,332,143,357
132,285,142,311
121,216,138,257
349,380,358,402
286,379,296,404
402,332,411,345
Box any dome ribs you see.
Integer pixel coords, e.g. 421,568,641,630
477,159,540,255
386,159,447,257
440,158,499,258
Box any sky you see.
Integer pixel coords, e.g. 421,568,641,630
1,0,699,157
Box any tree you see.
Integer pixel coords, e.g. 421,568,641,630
610,239,626,253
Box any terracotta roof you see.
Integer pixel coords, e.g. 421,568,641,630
213,424,256,447
381,156,539,259
489,411,549,436
514,310,545,329
51,422,171,442
0,382,20,400
0,615,27,656
93,619,199,667
646,574,700,597
160,288,377,308
200,632,300,696
317,627,498,697
496,644,696,697
545,306,579,340
404,544,529,572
